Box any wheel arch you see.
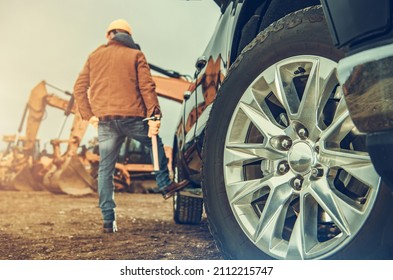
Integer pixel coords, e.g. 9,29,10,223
230,0,320,64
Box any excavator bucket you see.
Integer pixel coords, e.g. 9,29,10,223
0,141,44,192
43,155,96,195
0,166,34,191
11,164,45,191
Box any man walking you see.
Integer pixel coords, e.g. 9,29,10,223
73,19,188,233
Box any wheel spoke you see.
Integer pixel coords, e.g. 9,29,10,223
272,65,299,116
227,172,293,205
286,213,307,259
308,179,362,235
298,60,337,125
331,95,348,125
239,102,284,138
272,58,338,141
320,148,378,187
295,60,321,133
320,105,353,144
286,216,307,259
226,178,265,205
253,178,293,245
225,143,285,165
342,163,379,189
286,189,322,259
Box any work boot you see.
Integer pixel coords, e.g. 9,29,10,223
103,220,117,233
161,180,189,200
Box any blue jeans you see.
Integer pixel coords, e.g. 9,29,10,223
97,117,172,222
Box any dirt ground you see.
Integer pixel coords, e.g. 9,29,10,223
0,182,223,260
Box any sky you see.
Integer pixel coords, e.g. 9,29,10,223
0,0,220,150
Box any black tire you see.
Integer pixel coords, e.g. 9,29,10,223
202,6,393,260
173,192,204,224
172,147,204,225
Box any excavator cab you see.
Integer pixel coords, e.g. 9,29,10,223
0,135,42,191
116,137,155,192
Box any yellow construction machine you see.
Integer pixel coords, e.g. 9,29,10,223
0,81,95,195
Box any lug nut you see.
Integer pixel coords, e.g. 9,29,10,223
298,127,308,139
292,176,303,191
281,138,292,150
311,166,324,178
277,161,289,174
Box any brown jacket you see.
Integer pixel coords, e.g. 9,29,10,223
73,40,160,120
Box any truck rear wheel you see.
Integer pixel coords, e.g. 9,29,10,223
173,191,203,224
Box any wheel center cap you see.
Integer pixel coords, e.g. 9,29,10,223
288,142,314,174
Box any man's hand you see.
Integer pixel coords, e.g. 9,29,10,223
89,116,99,129
148,119,161,138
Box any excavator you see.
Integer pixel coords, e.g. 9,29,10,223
0,81,95,195
0,68,191,195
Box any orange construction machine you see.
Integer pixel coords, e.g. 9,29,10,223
0,81,95,195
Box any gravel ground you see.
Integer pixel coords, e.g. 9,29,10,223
0,188,223,260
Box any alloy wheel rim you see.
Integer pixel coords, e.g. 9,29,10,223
223,56,380,259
